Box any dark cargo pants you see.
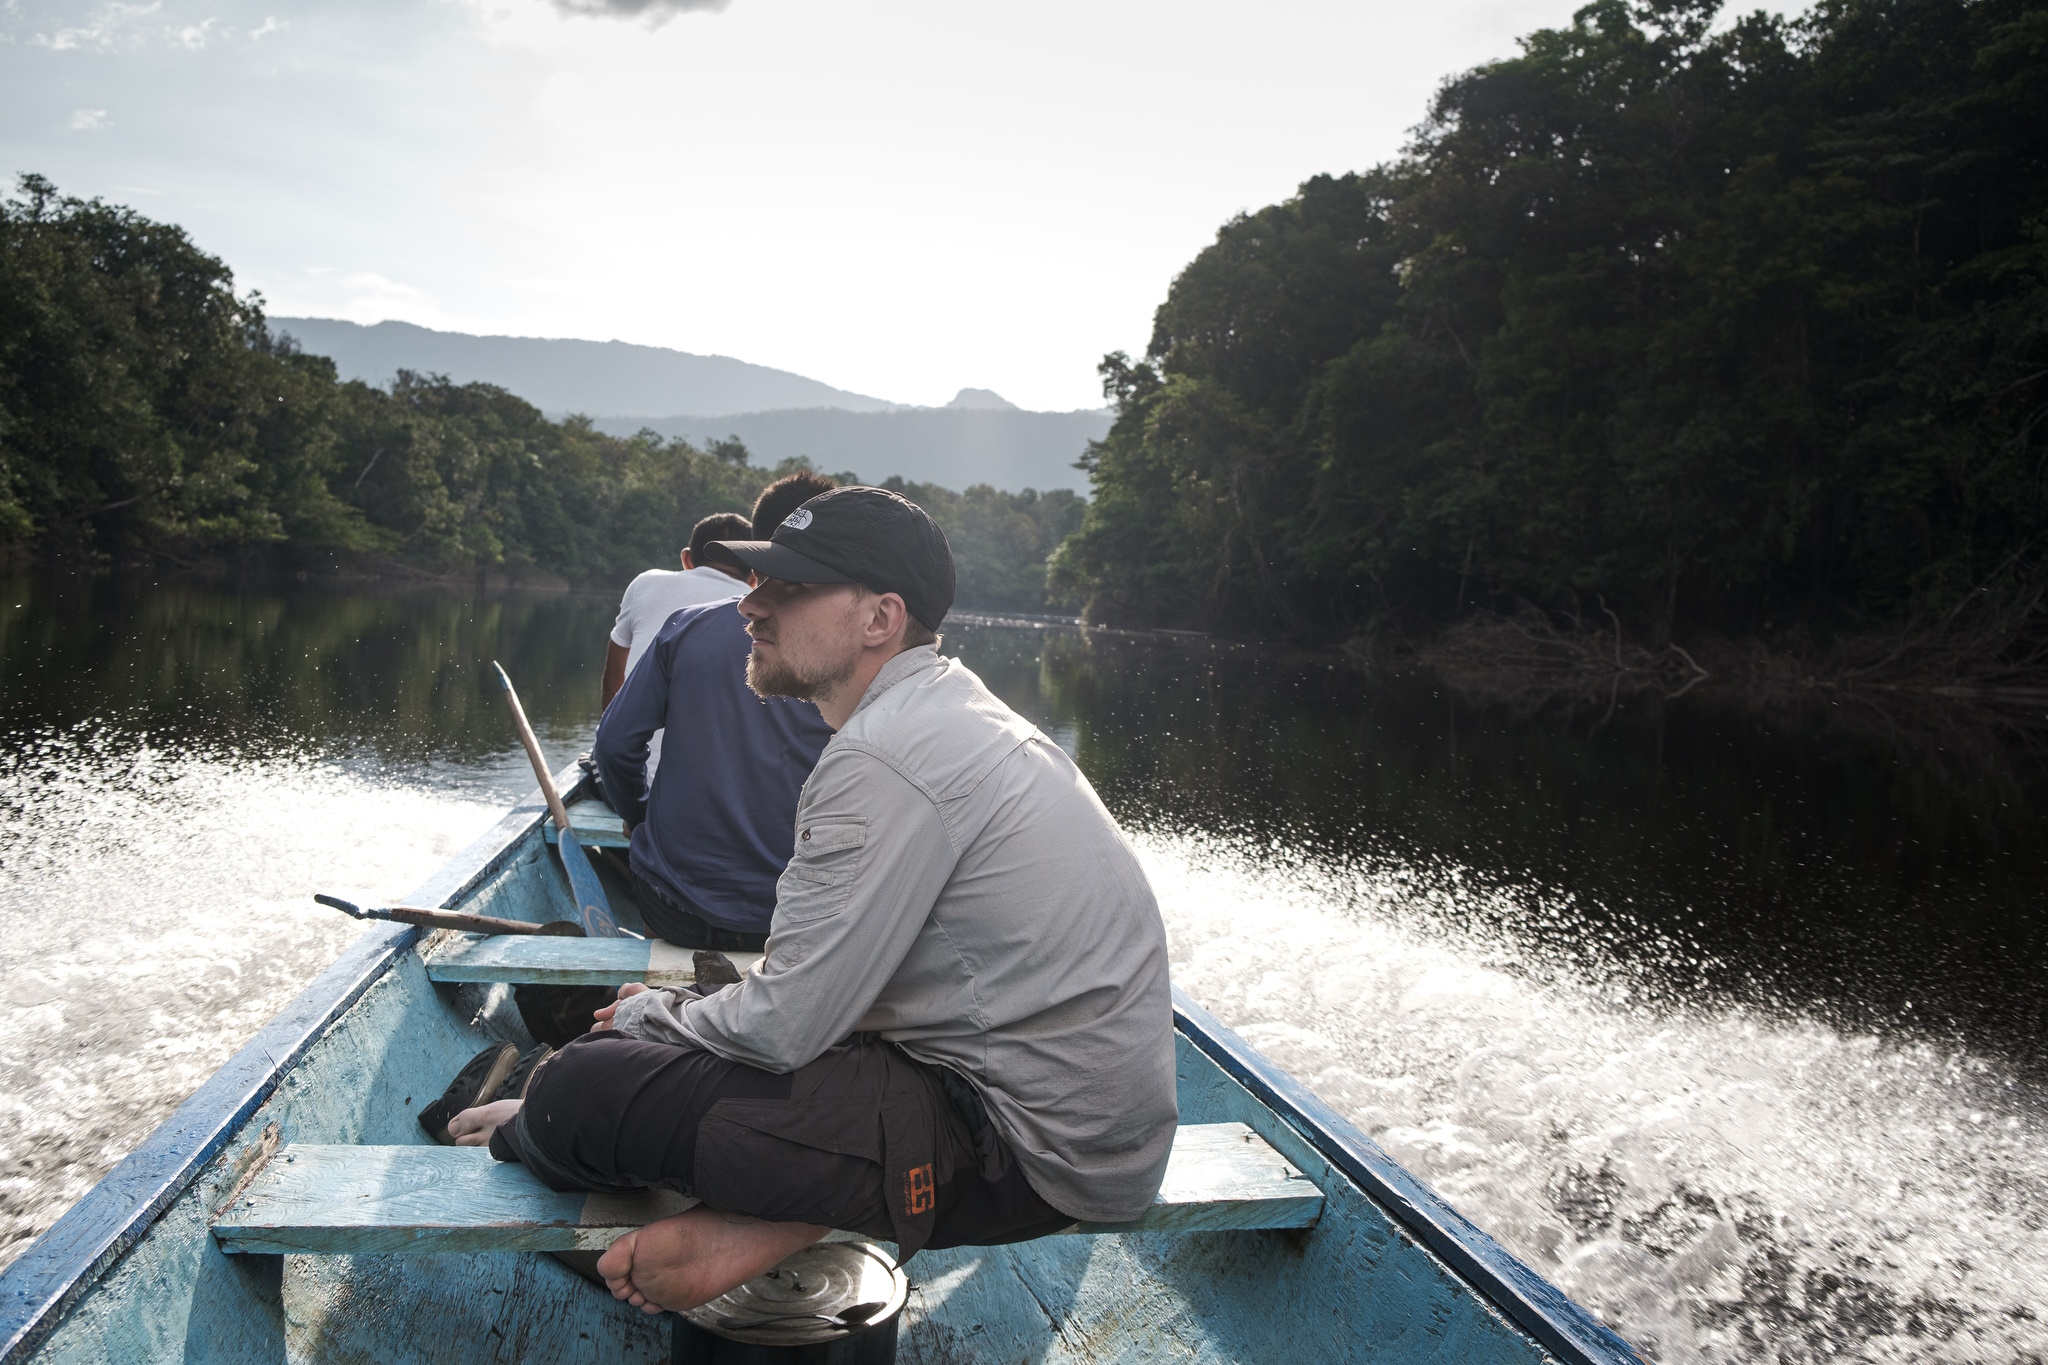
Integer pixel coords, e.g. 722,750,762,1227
489,1028,1069,1258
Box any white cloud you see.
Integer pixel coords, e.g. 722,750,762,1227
333,272,467,332
32,0,162,51
68,106,109,129
23,2,278,53
551,0,729,26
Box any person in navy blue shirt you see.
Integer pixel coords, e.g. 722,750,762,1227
593,475,836,951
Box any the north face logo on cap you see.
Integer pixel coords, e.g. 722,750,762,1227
782,508,814,530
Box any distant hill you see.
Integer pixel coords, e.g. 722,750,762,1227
269,318,901,416
598,407,1110,494
944,387,1019,411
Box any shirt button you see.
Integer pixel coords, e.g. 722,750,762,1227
801,829,810,841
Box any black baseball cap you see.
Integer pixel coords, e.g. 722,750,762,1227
703,486,956,630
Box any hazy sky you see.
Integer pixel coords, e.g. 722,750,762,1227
8,0,1627,410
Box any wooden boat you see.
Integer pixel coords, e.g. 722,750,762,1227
0,769,1643,1364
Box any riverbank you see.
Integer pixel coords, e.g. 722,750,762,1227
1359,607,2048,716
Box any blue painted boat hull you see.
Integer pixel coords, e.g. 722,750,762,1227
0,771,1641,1364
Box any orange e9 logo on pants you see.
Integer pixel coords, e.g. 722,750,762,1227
903,1163,936,1216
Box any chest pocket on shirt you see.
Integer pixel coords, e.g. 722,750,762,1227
782,818,868,919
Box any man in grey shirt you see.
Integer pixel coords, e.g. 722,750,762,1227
449,487,1176,1316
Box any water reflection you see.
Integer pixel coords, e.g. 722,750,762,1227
0,568,617,773
0,574,2043,1364
1018,629,2047,1060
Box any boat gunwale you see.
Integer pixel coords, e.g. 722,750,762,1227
1172,986,1643,1365
0,772,574,1365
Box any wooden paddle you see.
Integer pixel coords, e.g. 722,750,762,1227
491,661,624,939
313,894,584,937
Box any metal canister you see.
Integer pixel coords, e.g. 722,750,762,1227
673,1239,908,1365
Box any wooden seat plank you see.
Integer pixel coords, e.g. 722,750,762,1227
212,1124,1321,1256
212,1145,697,1255
1063,1122,1323,1233
541,799,629,849
424,935,763,988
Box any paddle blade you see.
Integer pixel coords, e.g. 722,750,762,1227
556,829,622,938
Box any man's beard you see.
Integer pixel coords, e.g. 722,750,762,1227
746,645,856,702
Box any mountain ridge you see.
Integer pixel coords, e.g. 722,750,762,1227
270,317,903,417
272,317,1109,492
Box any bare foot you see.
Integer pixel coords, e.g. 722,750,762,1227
595,1207,827,1314
447,1097,522,1147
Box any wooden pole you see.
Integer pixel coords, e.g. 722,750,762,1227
490,661,624,939
491,661,572,832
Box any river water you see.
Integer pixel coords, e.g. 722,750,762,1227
0,569,2042,1363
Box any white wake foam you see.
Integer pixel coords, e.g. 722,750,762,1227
1143,829,2046,1364
0,726,501,1269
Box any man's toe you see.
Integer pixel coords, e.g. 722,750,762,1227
597,1230,635,1280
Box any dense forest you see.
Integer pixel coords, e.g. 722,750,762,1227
1054,0,2048,660
0,173,1077,612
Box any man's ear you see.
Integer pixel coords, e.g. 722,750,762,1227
863,592,910,648
681,549,697,570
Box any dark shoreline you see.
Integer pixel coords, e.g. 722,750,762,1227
13,553,2046,725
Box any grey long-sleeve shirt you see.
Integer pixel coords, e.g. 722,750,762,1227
609,645,1178,1224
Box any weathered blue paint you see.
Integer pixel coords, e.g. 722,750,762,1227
557,827,623,938
211,1125,1320,1257
1058,1122,1322,1233
214,1145,699,1255
0,767,1643,1365
423,934,747,987
542,800,630,848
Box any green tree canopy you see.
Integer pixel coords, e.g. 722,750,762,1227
1055,0,2048,643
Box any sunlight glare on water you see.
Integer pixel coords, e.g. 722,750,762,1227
1144,828,2048,1365
0,725,503,1268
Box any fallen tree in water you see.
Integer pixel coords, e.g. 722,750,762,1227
1414,605,1711,709
1416,553,2048,714
1778,550,2048,708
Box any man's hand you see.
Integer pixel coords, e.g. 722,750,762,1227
592,981,650,1031
447,1098,522,1147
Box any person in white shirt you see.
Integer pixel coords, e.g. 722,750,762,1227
601,512,750,786
602,473,841,724
603,512,753,714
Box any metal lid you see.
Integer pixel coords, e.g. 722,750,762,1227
681,1240,908,1347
